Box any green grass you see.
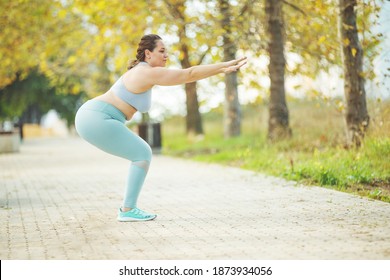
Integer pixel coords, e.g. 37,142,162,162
161,98,390,203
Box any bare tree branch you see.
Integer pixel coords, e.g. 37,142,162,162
196,46,210,65
282,0,307,16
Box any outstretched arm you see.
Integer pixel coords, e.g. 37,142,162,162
144,57,247,87
186,57,247,82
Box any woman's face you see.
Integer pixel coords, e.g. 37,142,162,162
147,40,168,67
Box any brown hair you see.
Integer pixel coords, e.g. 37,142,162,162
127,34,162,70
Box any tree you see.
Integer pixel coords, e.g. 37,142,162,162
339,0,369,147
70,0,149,94
0,0,91,92
271,0,380,146
266,0,291,141
219,0,241,138
159,0,212,136
0,0,51,89
0,70,84,126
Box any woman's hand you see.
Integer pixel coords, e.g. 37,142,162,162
223,57,247,74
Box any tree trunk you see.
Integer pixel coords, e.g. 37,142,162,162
219,0,241,138
266,0,291,141
184,82,203,135
180,43,204,136
22,104,43,124
339,0,369,147
166,0,204,136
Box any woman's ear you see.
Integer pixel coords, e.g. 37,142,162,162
145,49,151,59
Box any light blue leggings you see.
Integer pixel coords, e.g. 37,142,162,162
75,100,152,208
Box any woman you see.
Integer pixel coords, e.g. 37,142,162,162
75,34,247,222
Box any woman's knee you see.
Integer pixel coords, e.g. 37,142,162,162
131,137,152,162
141,142,153,162
131,142,152,172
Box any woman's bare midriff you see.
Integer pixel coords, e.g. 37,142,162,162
93,90,137,120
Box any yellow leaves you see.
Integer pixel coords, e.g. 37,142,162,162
39,54,49,72
342,23,355,31
179,51,185,61
2,57,13,68
58,9,67,19
67,55,77,65
0,76,14,90
335,100,345,113
70,84,81,95
343,40,358,58
96,0,107,10
355,152,361,161
318,36,326,44
0,0,70,88
311,89,322,98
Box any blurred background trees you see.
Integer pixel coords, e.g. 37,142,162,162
0,0,387,147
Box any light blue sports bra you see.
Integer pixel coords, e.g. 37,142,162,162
110,63,152,113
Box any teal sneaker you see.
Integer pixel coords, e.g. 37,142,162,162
117,208,157,222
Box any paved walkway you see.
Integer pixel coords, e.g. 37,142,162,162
1,137,389,260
